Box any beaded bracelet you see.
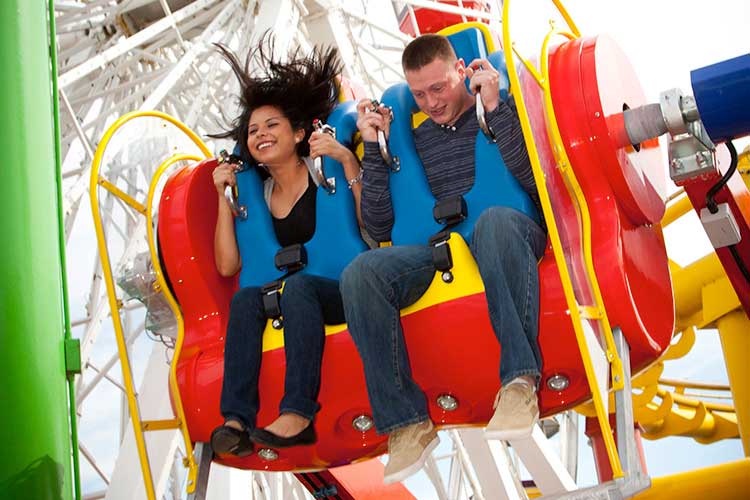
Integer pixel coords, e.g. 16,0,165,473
347,169,363,189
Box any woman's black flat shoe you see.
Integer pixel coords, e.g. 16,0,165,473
210,424,254,457
250,422,316,448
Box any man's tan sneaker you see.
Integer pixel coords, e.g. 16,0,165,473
484,381,539,440
383,419,439,484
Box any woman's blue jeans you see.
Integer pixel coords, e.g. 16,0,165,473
340,207,547,434
220,273,345,430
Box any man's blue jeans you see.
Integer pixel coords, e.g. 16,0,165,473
220,273,345,430
340,207,547,434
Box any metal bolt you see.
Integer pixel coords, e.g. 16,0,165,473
258,448,278,461
681,95,700,122
594,111,601,118
670,158,683,170
441,271,454,283
272,318,283,330
546,374,570,391
352,414,374,432
437,394,459,411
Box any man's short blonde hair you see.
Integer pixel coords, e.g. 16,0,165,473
401,34,457,72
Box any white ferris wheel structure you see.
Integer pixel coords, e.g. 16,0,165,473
55,1,746,499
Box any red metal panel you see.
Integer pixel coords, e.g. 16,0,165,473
585,416,648,482
398,1,490,36
296,460,416,499
682,151,750,315
548,35,675,367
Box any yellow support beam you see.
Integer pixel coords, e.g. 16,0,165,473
576,319,740,444
579,306,603,320
717,310,750,456
671,255,741,330
142,419,181,431
97,177,148,216
631,458,750,500
661,194,693,228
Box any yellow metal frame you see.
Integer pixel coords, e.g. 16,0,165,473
650,99,750,459
575,251,746,446
502,0,625,478
661,193,694,227
632,458,750,500
89,110,210,499
146,152,205,491
438,21,498,52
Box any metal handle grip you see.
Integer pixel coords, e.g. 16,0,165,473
224,185,247,220
369,100,400,172
475,92,496,142
312,156,337,194
218,149,247,219
312,119,337,194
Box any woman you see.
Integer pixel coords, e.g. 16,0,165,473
209,39,363,456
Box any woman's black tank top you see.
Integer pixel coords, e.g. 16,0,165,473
271,176,317,247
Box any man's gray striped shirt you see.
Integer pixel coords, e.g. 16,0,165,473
361,97,545,242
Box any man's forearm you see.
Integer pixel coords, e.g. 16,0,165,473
486,98,536,196
361,141,395,242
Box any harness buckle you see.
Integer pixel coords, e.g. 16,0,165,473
260,280,283,326
428,230,454,278
433,195,467,227
274,244,307,273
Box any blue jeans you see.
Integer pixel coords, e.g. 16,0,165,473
220,273,345,429
340,207,547,433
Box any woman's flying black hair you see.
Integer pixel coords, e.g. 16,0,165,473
210,34,343,164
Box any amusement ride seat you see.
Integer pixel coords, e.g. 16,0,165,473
157,22,675,472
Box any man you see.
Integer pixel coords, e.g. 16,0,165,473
340,34,547,484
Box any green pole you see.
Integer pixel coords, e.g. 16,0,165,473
0,2,78,499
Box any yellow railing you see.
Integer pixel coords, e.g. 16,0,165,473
502,0,625,478
89,110,211,498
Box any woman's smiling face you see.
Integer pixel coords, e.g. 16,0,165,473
246,105,305,165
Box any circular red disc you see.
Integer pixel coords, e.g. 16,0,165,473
556,35,667,225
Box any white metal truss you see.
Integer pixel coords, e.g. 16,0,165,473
56,1,656,499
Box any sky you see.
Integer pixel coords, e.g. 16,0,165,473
64,0,750,498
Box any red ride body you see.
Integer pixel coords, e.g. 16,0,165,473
158,34,674,471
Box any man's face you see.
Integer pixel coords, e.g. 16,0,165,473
405,57,468,125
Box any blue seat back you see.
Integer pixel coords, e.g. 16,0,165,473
233,101,367,288
444,27,510,101
380,27,537,245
